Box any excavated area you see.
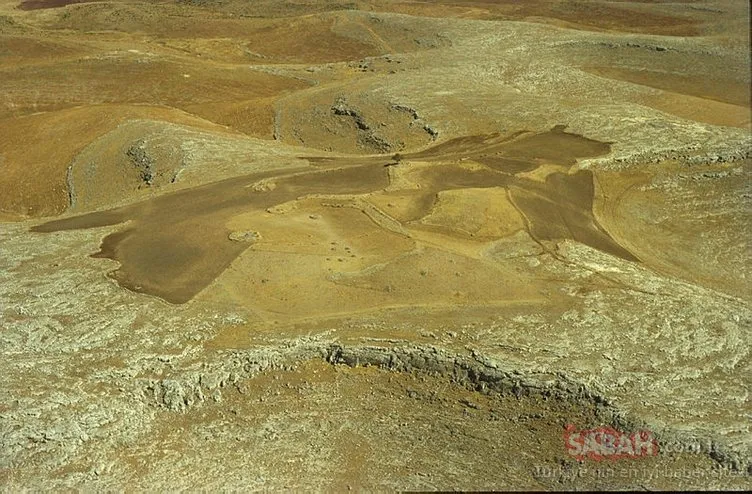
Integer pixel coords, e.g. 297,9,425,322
32,127,633,304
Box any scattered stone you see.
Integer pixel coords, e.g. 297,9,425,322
423,124,439,140
228,230,260,243
460,398,481,410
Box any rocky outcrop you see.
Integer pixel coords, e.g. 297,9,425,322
126,140,155,186
137,341,752,474
331,97,393,152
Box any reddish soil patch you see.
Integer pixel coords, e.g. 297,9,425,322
18,0,102,10
388,0,701,36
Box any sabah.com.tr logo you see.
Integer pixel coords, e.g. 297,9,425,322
564,424,659,461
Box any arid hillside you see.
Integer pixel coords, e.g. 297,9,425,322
0,0,750,490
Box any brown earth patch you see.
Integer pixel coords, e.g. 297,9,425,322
17,0,101,10
0,105,237,217
585,66,751,108
31,128,633,304
0,57,308,120
380,0,701,36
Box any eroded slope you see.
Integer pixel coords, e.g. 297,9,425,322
0,0,750,490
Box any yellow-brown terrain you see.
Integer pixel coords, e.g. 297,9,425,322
0,0,750,490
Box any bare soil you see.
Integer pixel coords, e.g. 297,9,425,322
1,0,750,490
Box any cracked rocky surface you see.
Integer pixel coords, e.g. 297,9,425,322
1,0,750,490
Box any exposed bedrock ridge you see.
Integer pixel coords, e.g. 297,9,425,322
142,341,751,474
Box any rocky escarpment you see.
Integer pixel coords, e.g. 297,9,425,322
140,341,751,474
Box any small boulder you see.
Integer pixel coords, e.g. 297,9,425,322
228,230,260,243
